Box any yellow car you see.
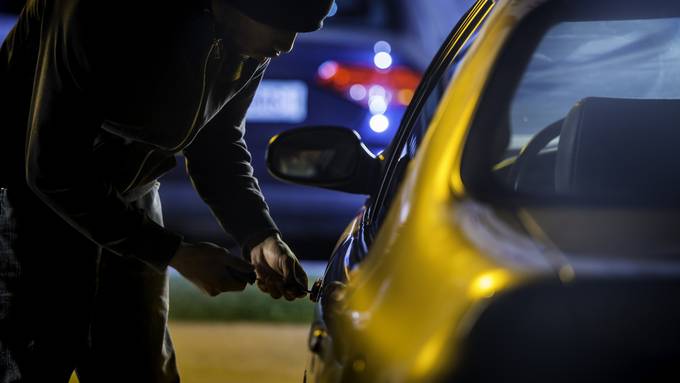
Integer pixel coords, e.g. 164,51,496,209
267,0,680,381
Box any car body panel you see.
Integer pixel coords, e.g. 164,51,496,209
304,0,596,381
341,1,570,378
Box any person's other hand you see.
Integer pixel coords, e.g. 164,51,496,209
250,234,308,300
170,241,256,296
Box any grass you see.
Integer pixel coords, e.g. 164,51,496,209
168,274,316,323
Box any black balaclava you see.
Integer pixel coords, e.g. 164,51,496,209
225,0,336,32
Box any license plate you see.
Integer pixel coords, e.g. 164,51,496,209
246,80,308,123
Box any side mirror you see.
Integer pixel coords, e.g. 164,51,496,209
266,126,381,194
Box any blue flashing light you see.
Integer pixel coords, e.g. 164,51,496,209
370,114,390,133
374,41,392,54
374,52,393,70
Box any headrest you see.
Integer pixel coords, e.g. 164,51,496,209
555,97,680,200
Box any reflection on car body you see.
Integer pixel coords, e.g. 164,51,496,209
268,0,680,382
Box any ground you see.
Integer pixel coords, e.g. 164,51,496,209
68,271,320,383
171,322,309,383
69,322,309,383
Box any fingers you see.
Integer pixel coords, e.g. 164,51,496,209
291,258,309,287
269,279,285,300
207,244,255,286
255,254,308,300
190,242,255,295
250,237,310,300
254,258,285,299
201,268,246,296
256,278,270,294
282,258,308,299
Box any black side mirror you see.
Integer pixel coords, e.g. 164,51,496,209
266,126,381,194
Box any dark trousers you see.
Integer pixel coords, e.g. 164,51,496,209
0,185,179,383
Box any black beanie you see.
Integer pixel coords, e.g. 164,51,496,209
226,0,335,32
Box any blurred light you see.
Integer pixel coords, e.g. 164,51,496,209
413,335,446,377
318,61,339,80
349,84,367,101
374,52,393,70
370,114,389,133
397,89,415,106
316,62,421,111
327,2,338,17
373,40,392,54
399,201,410,223
352,358,366,373
369,95,388,114
369,85,386,98
468,269,511,299
559,265,575,282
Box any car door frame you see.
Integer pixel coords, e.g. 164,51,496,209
366,0,495,240
305,1,495,381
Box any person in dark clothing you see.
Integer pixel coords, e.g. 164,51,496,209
0,0,334,381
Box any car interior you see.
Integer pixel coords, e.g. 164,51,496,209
460,6,680,257
499,97,680,202
489,97,680,258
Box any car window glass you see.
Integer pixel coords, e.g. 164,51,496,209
373,62,460,226
509,18,680,151
366,0,494,232
489,16,680,202
461,2,680,258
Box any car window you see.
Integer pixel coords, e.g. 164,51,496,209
372,75,453,226
370,0,492,229
509,18,680,151
0,14,14,40
472,11,680,204
461,0,680,257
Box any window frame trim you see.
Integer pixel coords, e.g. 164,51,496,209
366,0,496,228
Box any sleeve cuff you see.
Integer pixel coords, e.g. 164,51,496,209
138,225,184,272
106,216,184,273
230,208,280,260
241,227,280,260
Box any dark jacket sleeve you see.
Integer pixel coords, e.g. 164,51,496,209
183,62,280,254
25,1,182,272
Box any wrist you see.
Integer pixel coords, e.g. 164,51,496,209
242,229,280,259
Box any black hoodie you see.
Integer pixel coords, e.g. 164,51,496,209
0,0,279,271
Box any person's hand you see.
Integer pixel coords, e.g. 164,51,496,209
170,241,256,296
250,234,308,300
